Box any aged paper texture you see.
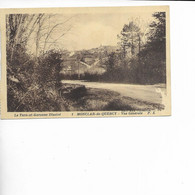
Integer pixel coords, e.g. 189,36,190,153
0,6,171,119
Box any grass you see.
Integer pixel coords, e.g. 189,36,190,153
60,86,164,112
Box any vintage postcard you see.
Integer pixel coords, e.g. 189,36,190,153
0,6,171,119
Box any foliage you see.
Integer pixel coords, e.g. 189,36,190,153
38,50,63,87
117,21,142,57
147,12,166,51
7,46,63,111
138,12,166,83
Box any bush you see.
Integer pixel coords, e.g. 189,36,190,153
37,50,63,87
7,47,64,112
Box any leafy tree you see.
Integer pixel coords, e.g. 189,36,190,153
145,12,166,55
117,21,142,58
138,12,166,84
106,52,117,71
38,50,63,87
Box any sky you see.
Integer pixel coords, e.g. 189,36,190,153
56,12,154,51
25,11,155,53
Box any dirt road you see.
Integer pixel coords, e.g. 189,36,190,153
61,80,166,105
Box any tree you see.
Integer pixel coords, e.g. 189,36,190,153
117,21,142,58
6,14,74,59
106,52,116,71
138,12,166,83
147,12,166,53
38,50,63,87
6,14,74,111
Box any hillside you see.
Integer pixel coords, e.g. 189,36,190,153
60,45,119,77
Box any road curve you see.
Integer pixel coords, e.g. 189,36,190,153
61,80,166,104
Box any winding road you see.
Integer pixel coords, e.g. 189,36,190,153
61,80,166,105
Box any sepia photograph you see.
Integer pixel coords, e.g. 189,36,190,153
0,6,171,118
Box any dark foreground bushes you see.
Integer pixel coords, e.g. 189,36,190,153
7,46,64,112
